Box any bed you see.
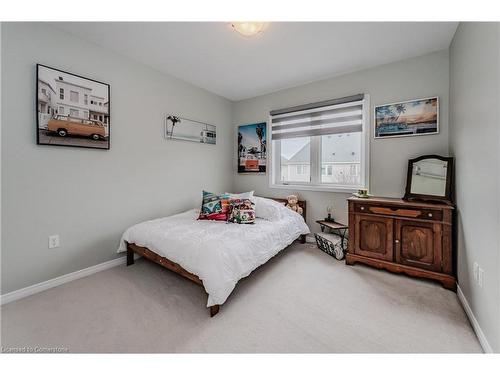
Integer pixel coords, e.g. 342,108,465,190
118,197,309,317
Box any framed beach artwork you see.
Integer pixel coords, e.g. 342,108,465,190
36,64,110,149
237,122,267,173
374,97,438,139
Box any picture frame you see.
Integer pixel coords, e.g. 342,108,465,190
237,122,267,174
36,64,111,150
374,97,438,139
165,115,216,145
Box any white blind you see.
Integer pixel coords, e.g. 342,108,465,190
270,94,365,140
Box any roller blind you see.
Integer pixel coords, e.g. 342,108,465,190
270,94,365,140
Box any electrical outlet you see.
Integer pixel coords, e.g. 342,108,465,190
48,235,60,249
478,267,484,288
473,262,479,282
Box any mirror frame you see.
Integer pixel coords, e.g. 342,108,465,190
403,154,454,205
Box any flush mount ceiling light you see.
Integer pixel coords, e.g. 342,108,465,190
231,22,268,37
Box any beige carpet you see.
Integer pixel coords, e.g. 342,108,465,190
1,243,482,353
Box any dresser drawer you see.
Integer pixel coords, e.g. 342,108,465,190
353,203,442,221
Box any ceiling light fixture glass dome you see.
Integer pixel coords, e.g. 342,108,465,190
231,22,268,37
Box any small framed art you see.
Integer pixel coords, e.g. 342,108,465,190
237,122,266,173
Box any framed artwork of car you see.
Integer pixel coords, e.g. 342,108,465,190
237,122,267,174
36,64,111,149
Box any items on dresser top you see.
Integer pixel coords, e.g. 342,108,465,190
346,196,455,290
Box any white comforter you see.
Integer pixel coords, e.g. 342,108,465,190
118,204,309,307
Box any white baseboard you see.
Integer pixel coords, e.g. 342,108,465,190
457,284,493,353
0,255,129,306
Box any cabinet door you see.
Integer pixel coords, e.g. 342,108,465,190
354,214,394,261
395,220,442,272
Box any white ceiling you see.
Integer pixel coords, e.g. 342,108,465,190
53,22,458,101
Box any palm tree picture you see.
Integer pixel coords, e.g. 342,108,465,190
374,97,438,138
237,122,267,173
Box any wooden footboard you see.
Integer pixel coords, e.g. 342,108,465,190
126,242,220,316
127,242,202,285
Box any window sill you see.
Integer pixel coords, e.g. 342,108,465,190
269,183,360,194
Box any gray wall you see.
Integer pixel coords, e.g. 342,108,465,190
232,50,450,231
449,22,500,352
1,23,233,294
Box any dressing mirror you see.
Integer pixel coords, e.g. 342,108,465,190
403,155,453,204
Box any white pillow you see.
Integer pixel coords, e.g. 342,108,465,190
226,191,254,200
253,196,285,221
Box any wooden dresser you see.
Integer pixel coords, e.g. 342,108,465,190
346,196,456,290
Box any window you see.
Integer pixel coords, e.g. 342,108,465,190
41,88,47,95
59,106,64,115
320,133,361,185
279,137,311,183
59,88,64,100
83,111,89,119
321,164,334,177
270,94,369,192
70,91,79,103
70,109,79,117
84,94,88,105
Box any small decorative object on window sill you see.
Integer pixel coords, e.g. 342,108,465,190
315,220,348,260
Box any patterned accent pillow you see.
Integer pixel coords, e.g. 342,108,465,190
228,198,256,224
198,191,230,221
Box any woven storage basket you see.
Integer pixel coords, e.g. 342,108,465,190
314,232,347,260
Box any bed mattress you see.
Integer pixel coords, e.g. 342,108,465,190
118,208,309,306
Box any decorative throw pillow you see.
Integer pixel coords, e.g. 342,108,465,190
227,198,256,224
198,191,230,221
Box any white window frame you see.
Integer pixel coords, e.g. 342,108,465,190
269,95,370,193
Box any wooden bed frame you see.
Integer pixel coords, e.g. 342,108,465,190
126,197,306,317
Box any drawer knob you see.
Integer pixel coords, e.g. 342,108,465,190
395,239,400,243
428,213,433,217
360,206,365,210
